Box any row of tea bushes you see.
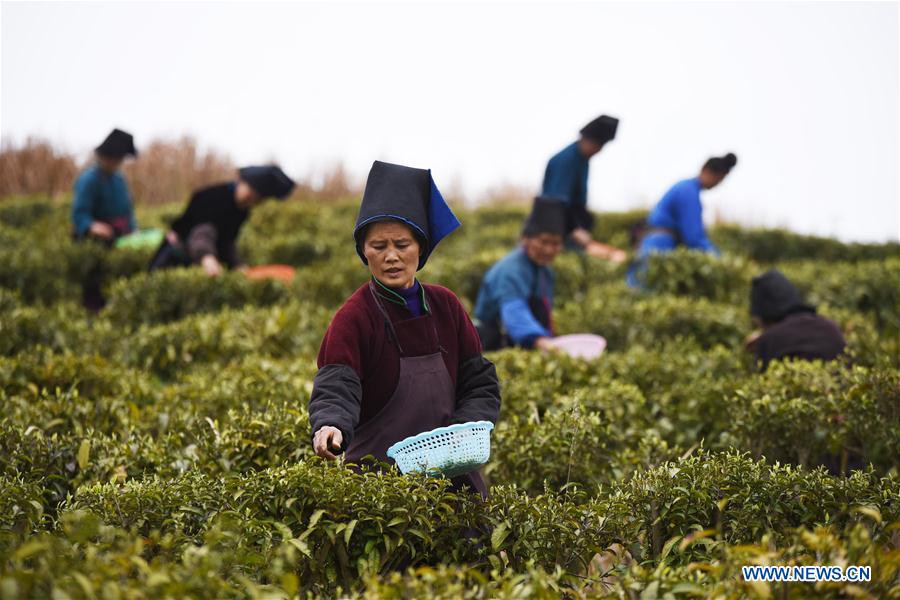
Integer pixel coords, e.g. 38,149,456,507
0,412,314,514
639,250,900,334
9,454,881,594
0,200,165,305
12,270,887,378
490,347,900,479
710,222,900,263
599,451,899,564
2,301,331,375
0,302,98,357
3,342,896,519
359,520,899,599
3,196,899,315
73,456,892,559
781,257,900,332
721,361,900,473
0,195,59,228
642,249,754,305
4,511,893,599
104,269,292,328
0,513,900,600
114,303,328,377
554,283,748,349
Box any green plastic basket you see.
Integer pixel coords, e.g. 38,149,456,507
115,228,165,250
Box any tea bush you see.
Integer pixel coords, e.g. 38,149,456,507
641,248,754,304
555,283,748,349
600,450,899,563
720,362,900,474
110,302,330,376
711,223,900,263
0,195,58,229
487,402,676,495
360,519,900,598
782,257,900,332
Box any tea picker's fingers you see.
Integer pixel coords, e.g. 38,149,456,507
314,427,342,460
329,429,344,453
313,428,332,459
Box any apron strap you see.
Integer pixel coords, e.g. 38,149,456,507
368,280,444,357
369,281,405,356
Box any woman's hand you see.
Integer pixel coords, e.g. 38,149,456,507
166,230,180,245
534,337,558,353
586,241,628,264
744,329,763,352
201,254,223,277
89,221,114,240
313,426,344,460
570,228,592,248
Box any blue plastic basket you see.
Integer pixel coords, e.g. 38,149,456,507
386,421,495,478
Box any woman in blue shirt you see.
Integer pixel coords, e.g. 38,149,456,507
474,197,566,351
627,153,737,287
71,129,138,311
542,114,627,263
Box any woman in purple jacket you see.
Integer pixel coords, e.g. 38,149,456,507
308,161,501,498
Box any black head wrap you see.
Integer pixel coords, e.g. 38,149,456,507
353,161,460,270
238,165,296,200
522,196,567,238
579,115,619,144
750,269,815,324
96,129,137,158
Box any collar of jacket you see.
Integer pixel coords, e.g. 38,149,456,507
371,276,430,314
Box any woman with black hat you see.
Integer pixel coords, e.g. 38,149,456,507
71,128,138,311
308,161,501,498
473,196,567,351
746,270,846,371
627,153,738,287
149,165,295,276
542,114,627,263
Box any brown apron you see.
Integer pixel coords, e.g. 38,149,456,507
345,282,488,498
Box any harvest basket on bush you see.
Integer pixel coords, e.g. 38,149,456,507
387,421,494,478
115,228,165,250
243,264,297,283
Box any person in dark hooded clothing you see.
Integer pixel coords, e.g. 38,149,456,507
71,128,139,311
746,270,846,370
473,196,567,351
149,165,295,276
308,160,501,499
542,114,627,263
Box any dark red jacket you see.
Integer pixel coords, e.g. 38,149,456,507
309,281,501,447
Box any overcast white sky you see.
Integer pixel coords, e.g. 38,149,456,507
2,1,898,242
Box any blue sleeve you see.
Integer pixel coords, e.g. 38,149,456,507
675,189,718,254
71,173,96,237
501,298,552,348
542,157,575,206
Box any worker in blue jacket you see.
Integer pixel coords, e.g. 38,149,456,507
474,196,567,351
71,128,138,311
542,114,627,263
627,153,738,287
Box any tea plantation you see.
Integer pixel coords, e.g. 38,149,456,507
1,196,898,598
